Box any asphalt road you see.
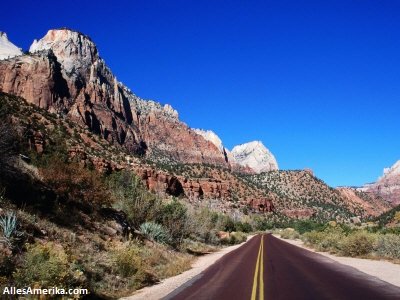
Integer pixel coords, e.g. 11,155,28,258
165,234,400,300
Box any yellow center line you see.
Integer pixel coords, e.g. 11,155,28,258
259,235,264,300
251,235,264,300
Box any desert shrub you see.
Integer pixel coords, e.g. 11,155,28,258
280,228,300,240
375,234,400,259
340,231,377,257
316,227,345,253
0,211,23,247
13,242,74,288
108,170,161,228
157,200,188,247
40,157,110,207
112,243,144,278
293,220,325,234
139,222,170,244
221,232,247,245
141,243,192,279
302,230,325,246
186,208,219,244
235,221,253,233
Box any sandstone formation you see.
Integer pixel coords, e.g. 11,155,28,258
247,198,275,213
0,29,228,165
231,141,278,173
359,160,400,206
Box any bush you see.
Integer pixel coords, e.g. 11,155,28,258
340,231,376,257
302,230,324,246
280,228,300,240
13,242,74,288
108,171,161,228
112,243,144,278
317,227,345,253
221,232,247,245
157,200,188,247
139,222,170,244
40,157,110,207
375,234,400,259
235,222,253,233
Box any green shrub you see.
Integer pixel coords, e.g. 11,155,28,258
113,243,144,278
281,228,300,240
13,242,73,288
317,227,345,253
108,171,161,228
139,222,170,244
302,230,325,246
221,232,247,245
157,200,188,247
375,234,400,259
235,222,253,233
340,231,376,257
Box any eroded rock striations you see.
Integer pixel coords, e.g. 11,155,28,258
0,29,228,165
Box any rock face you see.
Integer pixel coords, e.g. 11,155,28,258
231,141,278,173
135,167,231,200
0,29,228,165
360,160,400,206
0,32,22,60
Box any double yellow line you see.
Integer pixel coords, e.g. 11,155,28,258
251,235,264,300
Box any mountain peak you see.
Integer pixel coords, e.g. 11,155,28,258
0,31,22,60
231,140,278,173
29,29,99,78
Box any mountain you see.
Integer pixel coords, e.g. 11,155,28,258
0,28,390,223
359,160,400,206
0,32,22,60
0,28,228,166
231,141,278,173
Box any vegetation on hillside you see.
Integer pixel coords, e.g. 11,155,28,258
0,93,250,299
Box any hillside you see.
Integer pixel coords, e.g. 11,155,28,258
243,170,390,222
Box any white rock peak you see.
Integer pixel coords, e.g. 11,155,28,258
231,141,278,173
29,29,98,78
382,160,400,178
193,129,224,153
0,32,23,60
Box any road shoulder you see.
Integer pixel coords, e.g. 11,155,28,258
273,234,400,287
120,236,255,300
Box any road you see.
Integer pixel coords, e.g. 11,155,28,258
165,234,400,300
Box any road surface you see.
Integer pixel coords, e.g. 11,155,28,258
165,234,400,300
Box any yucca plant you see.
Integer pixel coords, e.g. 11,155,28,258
0,211,23,247
139,222,170,244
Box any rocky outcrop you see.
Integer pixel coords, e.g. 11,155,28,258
136,167,231,200
0,32,22,60
336,187,391,217
359,160,400,206
0,29,228,165
247,198,274,212
231,141,278,173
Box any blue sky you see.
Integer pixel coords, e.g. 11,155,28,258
1,1,399,187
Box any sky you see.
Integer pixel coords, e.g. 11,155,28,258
1,0,400,187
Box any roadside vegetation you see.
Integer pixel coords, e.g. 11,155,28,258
0,93,251,299
276,219,400,262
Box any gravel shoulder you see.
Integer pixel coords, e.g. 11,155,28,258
274,234,400,287
120,236,255,300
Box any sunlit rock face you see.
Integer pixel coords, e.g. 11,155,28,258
0,32,22,60
0,28,229,164
359,160,400,206
231,141,278,173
